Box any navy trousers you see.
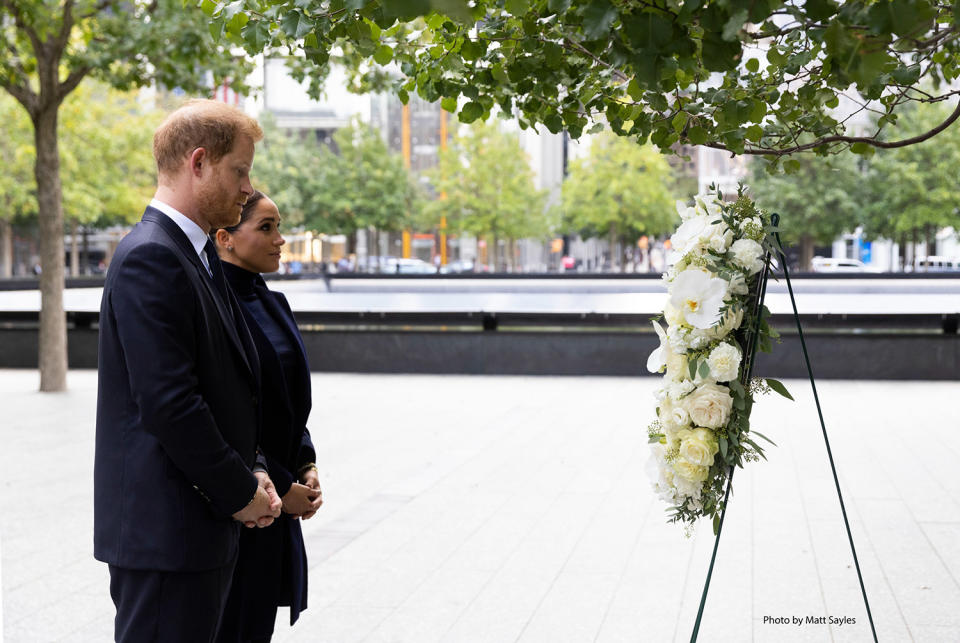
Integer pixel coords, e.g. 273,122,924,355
109,558,237,643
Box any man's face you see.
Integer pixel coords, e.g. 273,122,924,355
196,134,255,230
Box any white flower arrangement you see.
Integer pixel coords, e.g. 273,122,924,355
647,186,792,532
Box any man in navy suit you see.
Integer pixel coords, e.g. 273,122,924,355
95,99,282,642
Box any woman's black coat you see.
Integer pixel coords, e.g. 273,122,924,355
218,263,316,641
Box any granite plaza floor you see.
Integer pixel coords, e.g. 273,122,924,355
1,370,958,642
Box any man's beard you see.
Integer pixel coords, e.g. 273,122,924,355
197,177,242,230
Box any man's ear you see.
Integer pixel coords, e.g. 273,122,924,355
189,147,207,177
215,228,232,248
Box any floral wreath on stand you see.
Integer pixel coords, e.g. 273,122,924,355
647,186,792,534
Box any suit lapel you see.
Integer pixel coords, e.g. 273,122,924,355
142,208,258,384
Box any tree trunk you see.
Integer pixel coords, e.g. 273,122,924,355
799,234,814,271
608,223,616,272
490,233,499,272
0,219,12,278
70,219,80,277
911,228,919,270
899,232,907,271
925,223,936,258
620,237,627,273
34,103,68,391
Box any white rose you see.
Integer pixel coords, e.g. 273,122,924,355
699,307,744,341
707,342,742,382
666,378,695,401
726,272,749,296
673,459,709,483
682,382,734,429
707,225,734,254
677,427,720,467
730,238,765,274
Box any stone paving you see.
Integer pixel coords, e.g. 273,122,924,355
1,370,958,642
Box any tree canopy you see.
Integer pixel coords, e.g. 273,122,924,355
749,152,865,270
863,101,960,250
422,120,548,268
1,0,256,390
212,0,960,162
255,117,420,239
561,131,677,269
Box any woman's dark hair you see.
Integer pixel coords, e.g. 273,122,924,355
212,190,267,237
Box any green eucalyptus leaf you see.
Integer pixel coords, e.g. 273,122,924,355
765,378,794,400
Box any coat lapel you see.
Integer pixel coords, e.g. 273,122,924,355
142,208,258,384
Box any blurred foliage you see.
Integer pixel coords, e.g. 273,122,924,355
561,131,678,247
421,120,548,251
254,116,420,236
0,83,157,226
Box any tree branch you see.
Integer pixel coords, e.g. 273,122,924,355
709,99,960,156
1,0,44,60
58,65,90,102
0,74,38,116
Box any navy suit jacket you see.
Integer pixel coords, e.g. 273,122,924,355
221,263,315,632
94,207,262,572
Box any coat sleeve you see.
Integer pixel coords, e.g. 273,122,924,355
110,242,258,517
296,428,317,473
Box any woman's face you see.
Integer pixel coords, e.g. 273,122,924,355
222,197,285,274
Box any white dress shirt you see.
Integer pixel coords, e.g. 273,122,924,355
149,198,212,277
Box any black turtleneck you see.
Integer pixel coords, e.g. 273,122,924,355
221,261,297,383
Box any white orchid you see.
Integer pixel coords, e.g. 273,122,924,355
669,269,728,329
646,321,669,373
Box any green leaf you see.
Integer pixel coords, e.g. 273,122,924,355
441,96,458,112
687,126,708,145
281,11,313,39
242,20,272,52
548,0,572,13
746,124,763,142
689,358,698,380
582,0,618,41
745,58,760,73
765,378,794,400
672,111,688,133
698,360,711,379
209,19,225,42
712,512,721,535
459,101,484,123
430,0,473,22
373,44,394,65
505,0,530,15
751,430,778,446
719,435,728,459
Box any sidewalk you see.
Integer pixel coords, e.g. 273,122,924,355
2,371,958,642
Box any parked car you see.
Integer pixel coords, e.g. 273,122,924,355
810,257,870,273
439,259,475,274
913,256,960,272
391,258,437,274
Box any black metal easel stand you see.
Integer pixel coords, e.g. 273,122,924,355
689,213,878,642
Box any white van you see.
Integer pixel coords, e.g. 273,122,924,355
810,257,869,272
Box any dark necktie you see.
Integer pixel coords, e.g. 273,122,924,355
203,240,235,321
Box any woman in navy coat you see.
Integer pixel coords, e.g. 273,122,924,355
213,191,323,642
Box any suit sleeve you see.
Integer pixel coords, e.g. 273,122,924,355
110,242,258,517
